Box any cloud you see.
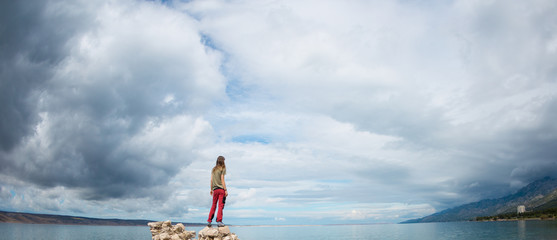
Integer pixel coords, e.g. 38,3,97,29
1,0,557,224
0,0,223,209
184,0,557,212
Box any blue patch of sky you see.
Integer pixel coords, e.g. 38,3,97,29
145,0,173,6
225,77,255,102
200,33,220,51
199,33,254,103
232,135,270,144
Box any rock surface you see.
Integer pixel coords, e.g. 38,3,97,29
198,226,240,240
148,221,240,240
148,221,196,240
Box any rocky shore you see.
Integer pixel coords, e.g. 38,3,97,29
148,220,240,240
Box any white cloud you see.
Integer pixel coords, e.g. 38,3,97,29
1,0,557,224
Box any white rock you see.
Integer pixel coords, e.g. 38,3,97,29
148,220,197,240
159,233,171,240
199,227,220,237
148,222,163,229
218,226,231,234
173,223,185,233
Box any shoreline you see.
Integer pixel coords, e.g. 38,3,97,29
475,217,556,222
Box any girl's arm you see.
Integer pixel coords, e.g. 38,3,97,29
221,174,228,197
210,175,213,195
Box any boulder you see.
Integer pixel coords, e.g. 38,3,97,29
218,226,230,234
148,221,197,240
198,226,240,240
159,233,171,240
199,227,219,237
173,223,184,232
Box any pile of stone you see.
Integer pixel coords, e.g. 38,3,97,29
148,221,196,240
198,226,240,240
148,220,240,240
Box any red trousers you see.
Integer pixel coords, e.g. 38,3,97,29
207,189,225,222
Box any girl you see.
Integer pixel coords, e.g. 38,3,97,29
207,156,228,227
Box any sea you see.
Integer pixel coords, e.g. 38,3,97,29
2,220,557,240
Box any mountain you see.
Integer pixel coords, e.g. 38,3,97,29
402,177,557,223
0,211,205,226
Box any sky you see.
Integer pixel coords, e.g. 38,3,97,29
1,0,556,225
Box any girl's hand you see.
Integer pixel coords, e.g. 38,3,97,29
225,190,228,197
210,190,213,196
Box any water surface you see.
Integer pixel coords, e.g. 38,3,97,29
2,220,557,240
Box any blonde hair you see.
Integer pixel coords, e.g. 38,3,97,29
212,156,226,174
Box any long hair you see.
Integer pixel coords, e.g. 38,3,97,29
212,156,226,174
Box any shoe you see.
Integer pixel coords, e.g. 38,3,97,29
217,222,225,227
207,222,212,227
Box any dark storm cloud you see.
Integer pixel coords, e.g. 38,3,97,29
0,0,224,201
0,1,84,151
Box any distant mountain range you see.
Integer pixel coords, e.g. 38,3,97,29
402,176,557,223
0,211,205,226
